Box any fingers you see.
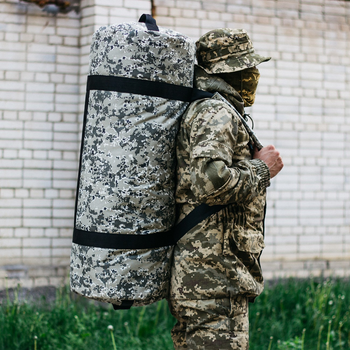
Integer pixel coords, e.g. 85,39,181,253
269,153,284,179
253,144,283,179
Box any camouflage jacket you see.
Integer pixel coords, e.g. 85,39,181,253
170,66,270,300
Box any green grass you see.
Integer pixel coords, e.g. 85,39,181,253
249,278,350,350
0,278,349,350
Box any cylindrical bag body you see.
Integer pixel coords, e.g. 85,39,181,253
70,19,196,308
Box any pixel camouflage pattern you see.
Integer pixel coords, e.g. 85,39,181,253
70,21,196,307
169,69,270,348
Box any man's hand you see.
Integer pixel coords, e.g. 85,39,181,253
253,145,283,179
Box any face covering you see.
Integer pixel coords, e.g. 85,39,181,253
220,67,260,107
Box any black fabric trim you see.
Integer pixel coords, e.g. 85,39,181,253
73,204,225,250
138,14,159,31
87,75,213,103
73,89,90,229
113,301,134,310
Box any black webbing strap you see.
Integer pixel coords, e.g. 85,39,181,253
73,203,226,249
87,75,213,102
138,14,159,31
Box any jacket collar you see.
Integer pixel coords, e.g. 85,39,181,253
194,65,245,116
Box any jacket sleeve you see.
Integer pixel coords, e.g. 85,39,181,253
186,101,270,206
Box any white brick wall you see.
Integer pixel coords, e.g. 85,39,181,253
154,0,350,278
0,0,81,288
0,0,349,288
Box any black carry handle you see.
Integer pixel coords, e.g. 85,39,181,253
138,14,159,31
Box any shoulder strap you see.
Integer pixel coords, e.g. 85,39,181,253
86,75,213,103
73,203,225,249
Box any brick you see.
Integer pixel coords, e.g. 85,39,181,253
27,52,56,63
52,217,73,227
0,169,22,179
13,228,29,238
54,103,79,113
53,180,76,189
23,179,52,189
44,228,59,238
48,113,62,122
63,113,79,123
0,159,23,168
22,218,52,228
53,208,74,218
33,150,48,159
55,94,79,104
22,160,51,170
175,17,200,27
26,82,55,93
33,277,50,287
0,217,22,227
23,238,51,248
0,238,23,248
23,199,51,208
2,148,16,158
53,170,77,180
200,18,226,29
24,130,53,141
0,199,22,208
52,238,71,247
62,151,77,161
59,187,74,198
48,151,63,160
28,189,44,199
59,228,72,237
29,228,47,238
23,208,52,219
27,266,53,278
24,140,52,150
54,133,80,142
23,169,51,179
51,257,71,267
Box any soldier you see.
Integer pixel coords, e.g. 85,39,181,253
168,29,283,349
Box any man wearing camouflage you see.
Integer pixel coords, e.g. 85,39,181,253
168,29,283,349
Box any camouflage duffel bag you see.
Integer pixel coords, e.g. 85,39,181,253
70,14,222,309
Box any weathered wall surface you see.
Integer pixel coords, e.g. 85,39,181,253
0,0,349,288
0,0,81,288
0,0,153,289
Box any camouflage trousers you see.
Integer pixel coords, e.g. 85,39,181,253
168,295,249,350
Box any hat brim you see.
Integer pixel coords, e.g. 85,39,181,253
200,53,271,74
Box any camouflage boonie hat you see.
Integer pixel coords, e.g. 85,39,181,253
196,28,271,74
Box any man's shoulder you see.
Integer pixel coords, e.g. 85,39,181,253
183,96,236,125
192,95,232,112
